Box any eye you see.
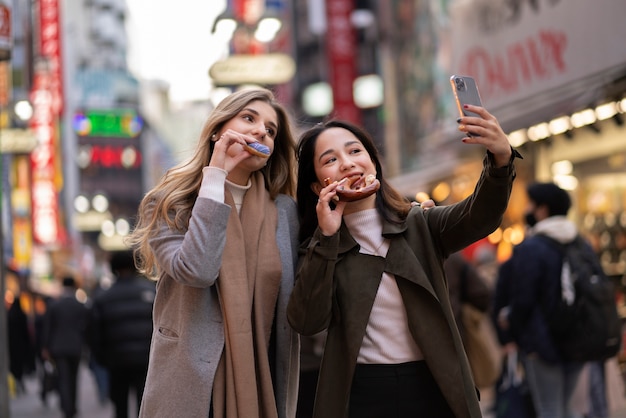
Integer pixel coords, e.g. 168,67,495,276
323,156,336,165
242,114,253,122
266,127,276,138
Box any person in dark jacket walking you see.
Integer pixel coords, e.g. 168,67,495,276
89,250,156,418
7,292,35,395
504,182,585,418
42,276,89,418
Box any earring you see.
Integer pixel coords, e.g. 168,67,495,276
211,133,217,140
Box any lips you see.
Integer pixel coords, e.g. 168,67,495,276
324,174,380,202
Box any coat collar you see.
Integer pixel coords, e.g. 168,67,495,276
335,209,410,253
335,210,438,301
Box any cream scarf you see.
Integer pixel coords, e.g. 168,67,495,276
212,172,282,418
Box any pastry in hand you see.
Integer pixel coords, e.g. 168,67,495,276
244,142,270,158
324,174,380,202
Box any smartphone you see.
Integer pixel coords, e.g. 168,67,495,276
450,75,483,119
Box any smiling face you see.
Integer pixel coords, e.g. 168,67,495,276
312,127,377,209
220,99,278,178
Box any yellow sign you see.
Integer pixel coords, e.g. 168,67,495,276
209,53,296,85
0,129,38,153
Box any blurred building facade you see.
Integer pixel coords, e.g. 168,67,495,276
2,0,625,309
0,0,176,304
284,0,626,270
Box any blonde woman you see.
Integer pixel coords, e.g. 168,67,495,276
129,88,300,418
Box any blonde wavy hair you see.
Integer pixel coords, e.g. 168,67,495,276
127,88,297,279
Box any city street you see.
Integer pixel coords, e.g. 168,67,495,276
8,362,120,418
8,362,626,418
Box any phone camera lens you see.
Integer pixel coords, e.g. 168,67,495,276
455,78,465,90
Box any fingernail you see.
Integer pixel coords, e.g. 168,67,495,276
458,124,466,131
463,104,469,109
456,118,462,123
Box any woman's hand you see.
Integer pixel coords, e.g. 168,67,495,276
208,129,254,173
413,199,435,210
458,104,512,167
315,181,347,237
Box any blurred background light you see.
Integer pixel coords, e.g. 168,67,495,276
353,75,383,109
302,82,333,117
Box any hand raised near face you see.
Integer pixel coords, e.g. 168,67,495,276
208,129,258,173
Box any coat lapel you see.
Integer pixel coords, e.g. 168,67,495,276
384,237,438,300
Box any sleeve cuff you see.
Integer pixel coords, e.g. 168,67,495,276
486,146,522,178
199,166,227,202
310,228,340,260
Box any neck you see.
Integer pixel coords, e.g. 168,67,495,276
342,194,377,215
227,166,253,186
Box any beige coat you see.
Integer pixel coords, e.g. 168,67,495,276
139,195,300,418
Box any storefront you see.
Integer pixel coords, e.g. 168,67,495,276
391,0,626,371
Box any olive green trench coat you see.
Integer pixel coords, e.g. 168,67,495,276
287,153,516,418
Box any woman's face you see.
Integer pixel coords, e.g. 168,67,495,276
312,127,377,190
220,99,279,173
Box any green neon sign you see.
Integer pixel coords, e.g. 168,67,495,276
73,109,143,138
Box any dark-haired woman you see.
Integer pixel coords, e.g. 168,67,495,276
287,105,520,418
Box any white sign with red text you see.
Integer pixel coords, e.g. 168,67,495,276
449,0,626,129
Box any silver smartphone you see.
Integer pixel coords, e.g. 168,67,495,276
450,75,482,119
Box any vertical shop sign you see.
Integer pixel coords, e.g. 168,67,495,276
30,0,64,246
0,1,11,61
12,156,32,269
326,0,359,124
38,0,63,115
29,67,60,245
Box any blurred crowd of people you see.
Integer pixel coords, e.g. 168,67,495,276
5,249,154,418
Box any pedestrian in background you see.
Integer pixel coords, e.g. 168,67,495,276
288,109,518,418
33,295,57,405
89,250,155,418
6,291,35,395
503,182,584,418
128,87,300,418
444,251,492,345
42,276,90,418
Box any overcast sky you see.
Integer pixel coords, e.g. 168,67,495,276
125,0,227,103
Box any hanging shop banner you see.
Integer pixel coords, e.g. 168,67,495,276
209,53,295,85
0,1,11,61
449,0,626,131
29,67,63,246
326,0,359,124
38,0,63,115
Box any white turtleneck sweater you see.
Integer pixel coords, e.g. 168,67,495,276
199,166,250,214
343,209,423,364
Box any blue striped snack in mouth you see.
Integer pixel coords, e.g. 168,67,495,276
245,142,271,158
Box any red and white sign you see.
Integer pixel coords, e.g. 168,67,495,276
449,0,626,129
28,0,66,246
29,68,62,245
326,0,359,124
38,0,63,115
0,3,11,53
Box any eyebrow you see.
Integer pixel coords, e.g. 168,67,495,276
317,140,361,163
243,107,278,131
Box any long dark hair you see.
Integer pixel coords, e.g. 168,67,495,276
296,120,411,242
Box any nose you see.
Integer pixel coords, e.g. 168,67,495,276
251,122,267,140
339,157,355,171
